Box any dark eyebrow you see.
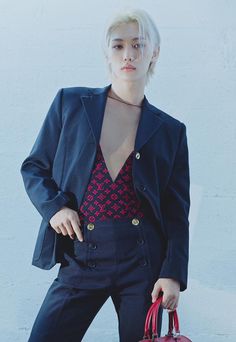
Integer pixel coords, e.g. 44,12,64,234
111,37,146,42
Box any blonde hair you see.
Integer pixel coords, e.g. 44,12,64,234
102,7,161,86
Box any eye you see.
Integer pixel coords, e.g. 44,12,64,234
133,43,145,48
112,45,122,49
112,43,145,50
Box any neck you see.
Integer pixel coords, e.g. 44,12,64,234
109,80,145,106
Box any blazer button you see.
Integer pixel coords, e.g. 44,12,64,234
139,184,146,191
87,223,95,230
135,152,140,159
132,218,140,226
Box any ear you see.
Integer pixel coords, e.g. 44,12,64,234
151,46,160,63
105,55,112,73
105,54,112,67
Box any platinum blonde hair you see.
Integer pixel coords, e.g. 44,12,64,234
101,7,161,86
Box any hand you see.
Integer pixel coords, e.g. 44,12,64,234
49,206,83,241
151,278,180,312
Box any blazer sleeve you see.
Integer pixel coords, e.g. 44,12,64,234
158,123,190,291
20,88,71,223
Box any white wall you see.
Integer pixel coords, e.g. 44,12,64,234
0,1,235,341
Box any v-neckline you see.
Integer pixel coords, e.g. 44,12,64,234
98,144,134,184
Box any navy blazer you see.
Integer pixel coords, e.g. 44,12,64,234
20,83,190,291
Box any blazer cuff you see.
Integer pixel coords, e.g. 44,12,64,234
41,191,71,223
158,257,188,292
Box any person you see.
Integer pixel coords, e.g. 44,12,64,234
20,7,190,342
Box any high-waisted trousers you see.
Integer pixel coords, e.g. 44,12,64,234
28,215,166,342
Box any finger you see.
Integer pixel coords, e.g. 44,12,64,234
54,226,62,234
151,283,162,303
63,220,75,239
165,300,176,310
70,218,83,241
58,223,68,236
166,299,178,311
168,302,178,311
163,293,178,309
162,295,172,309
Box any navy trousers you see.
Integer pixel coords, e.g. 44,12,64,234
28,216,165,342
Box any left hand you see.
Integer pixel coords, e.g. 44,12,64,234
151,278,180,312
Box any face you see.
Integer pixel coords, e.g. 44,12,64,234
106,21,159,83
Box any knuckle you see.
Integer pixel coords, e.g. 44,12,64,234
71,216,79,225
69,210,77,218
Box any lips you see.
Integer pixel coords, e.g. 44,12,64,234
122,64,136,70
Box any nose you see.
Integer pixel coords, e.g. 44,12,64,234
123,45,136,61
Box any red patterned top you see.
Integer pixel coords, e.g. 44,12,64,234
77,144,148,224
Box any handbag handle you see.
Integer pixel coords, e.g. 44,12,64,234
143,296,162,338
152,296,180,337
143,295,181,339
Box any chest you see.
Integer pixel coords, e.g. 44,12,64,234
99,101,141,183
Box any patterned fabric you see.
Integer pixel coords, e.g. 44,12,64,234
78,144,148,224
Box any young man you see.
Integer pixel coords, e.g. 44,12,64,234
21,9,190,342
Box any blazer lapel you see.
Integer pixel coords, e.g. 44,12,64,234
80,83,164,151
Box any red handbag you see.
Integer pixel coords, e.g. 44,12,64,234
139,295,192,341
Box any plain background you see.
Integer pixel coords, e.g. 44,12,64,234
0,1,235,341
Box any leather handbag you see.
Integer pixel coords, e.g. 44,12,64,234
139,295,192,341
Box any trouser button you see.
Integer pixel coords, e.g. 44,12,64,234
89,243,97,249
137,238,145,245
139,259,148,267
87,261,96,268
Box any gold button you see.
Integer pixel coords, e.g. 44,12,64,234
135,152,140,159
132,218,140,226
87,223,95,230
